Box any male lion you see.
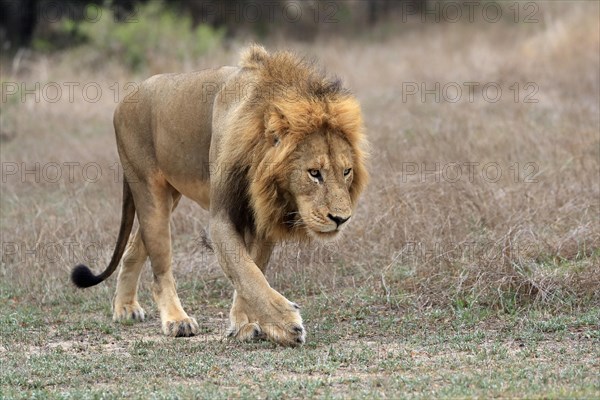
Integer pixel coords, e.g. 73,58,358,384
71,44,368,346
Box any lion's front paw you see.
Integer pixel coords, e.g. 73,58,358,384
228,290,305,347
227,322,265,341
113,302,146,322
163,317,199,337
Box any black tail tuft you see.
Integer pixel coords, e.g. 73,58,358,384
71,264,103,288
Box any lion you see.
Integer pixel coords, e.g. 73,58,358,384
71,44,368,346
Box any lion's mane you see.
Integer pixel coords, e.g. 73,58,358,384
219,44,368,241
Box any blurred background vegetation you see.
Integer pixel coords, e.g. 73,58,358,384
1,0,430,63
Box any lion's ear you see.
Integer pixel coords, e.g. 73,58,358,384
264,105,288,145
265,129,281,147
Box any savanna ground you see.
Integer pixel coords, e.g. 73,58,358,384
1,1,599,398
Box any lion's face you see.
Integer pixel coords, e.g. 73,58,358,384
286,133,355,238
250,84,367,241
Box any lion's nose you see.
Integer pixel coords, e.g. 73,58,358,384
328,214,350,227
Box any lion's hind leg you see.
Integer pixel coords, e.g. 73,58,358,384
132,180,198,337
113,228,147,322
113,194,182,323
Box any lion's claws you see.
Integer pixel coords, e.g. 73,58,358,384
113,303,146,322
164,317,199,337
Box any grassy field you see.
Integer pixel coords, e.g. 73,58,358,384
1,281,598,399
1,2,599,398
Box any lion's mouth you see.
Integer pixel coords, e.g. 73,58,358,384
297,212,345,238
315,229,340,237
317,224,338,233
309,224,342,238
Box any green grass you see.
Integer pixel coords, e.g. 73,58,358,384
1,280,598,399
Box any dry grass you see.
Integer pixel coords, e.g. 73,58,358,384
1,1,598,311
1,2,599,398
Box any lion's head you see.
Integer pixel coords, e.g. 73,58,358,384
224,45,368,241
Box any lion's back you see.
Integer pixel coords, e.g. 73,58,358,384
113,66,240,207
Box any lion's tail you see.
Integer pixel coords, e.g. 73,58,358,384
71,177,135,288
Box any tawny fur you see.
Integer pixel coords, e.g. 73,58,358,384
227,44,369,240
71,44,368,346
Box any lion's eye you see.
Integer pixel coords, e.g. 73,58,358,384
343,168,352,176
308,169,322,181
